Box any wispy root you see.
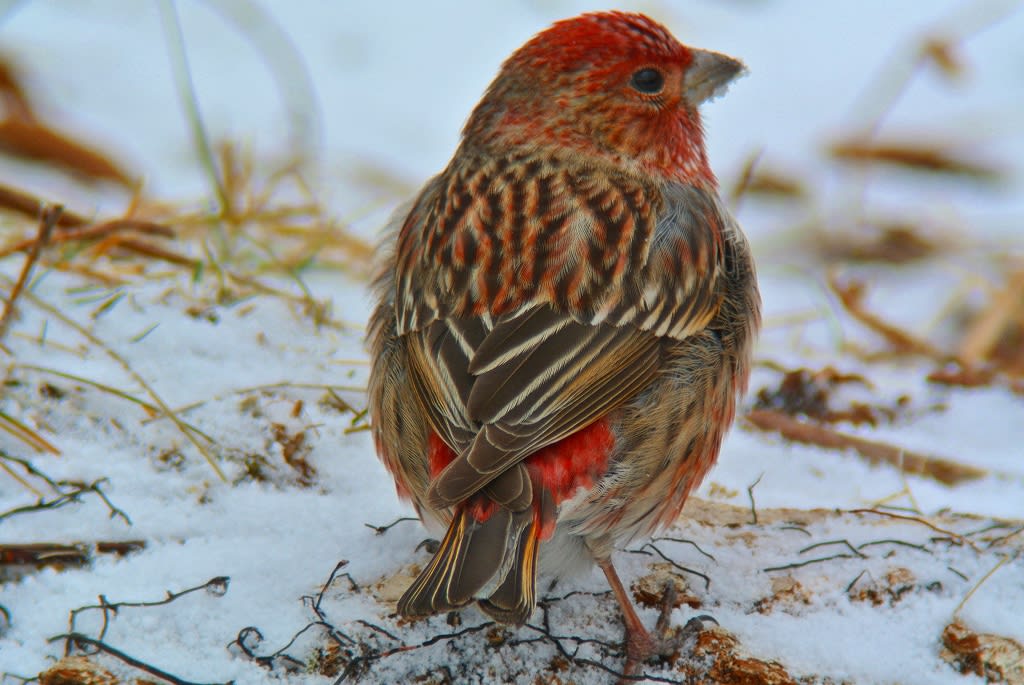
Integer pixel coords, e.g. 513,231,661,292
44,576,233,685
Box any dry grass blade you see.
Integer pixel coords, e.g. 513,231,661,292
952,553,1014,618
745,409,986,486
200,0,321,162
146,380,366,424
0,410,60,455
828,139,1003,183
921,36,964,80
0,204,60,342
10,283,227,481
729,148,762,207
0,456,44,496
93,237,196,268
828,273,943,358
740,169,807,200
11,363,215,443
157,0,229,214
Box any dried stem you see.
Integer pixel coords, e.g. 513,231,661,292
0,204,60,342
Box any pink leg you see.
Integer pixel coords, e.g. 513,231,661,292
598,558,656,677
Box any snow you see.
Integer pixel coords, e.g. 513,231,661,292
1,1,1022,683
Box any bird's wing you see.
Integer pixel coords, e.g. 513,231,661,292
405,304,660,509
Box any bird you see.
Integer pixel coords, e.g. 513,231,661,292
366,10,760,677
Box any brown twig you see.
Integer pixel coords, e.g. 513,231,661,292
745,409,986,486
0,204,60,342
0,217,173,260
67,576,229,646
0,183,87,227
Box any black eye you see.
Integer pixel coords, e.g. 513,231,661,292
629,68,664,94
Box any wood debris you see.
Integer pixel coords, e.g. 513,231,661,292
941,621,1024,684
745,408,986,485
0,57,133,186
828,138,1003,183
39,656,119,685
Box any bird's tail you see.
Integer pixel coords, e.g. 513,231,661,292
397,497,540,625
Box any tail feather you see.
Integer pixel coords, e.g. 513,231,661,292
396,505,513,616
477,514,540,624
397,502,539,623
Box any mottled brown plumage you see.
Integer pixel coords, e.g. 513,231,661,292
366,10,760,676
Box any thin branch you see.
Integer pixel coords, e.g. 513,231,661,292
630,542,711,591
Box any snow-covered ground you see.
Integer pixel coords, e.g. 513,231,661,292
0,2,1022,683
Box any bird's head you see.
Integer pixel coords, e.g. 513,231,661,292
461,11,745,187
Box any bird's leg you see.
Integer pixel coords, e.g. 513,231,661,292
597,558,686,678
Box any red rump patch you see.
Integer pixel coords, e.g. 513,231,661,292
426,421,615,532
464,495,497,524
526,418,615,539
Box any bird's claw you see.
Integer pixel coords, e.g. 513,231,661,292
619,583,719,683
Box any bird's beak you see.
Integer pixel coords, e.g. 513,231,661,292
684,49,746,104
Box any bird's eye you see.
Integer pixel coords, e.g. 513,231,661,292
629,68,664,94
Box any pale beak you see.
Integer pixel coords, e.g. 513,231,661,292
684,48,746,104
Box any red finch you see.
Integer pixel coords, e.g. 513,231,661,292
367,10,759,676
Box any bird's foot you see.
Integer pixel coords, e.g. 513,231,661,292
415,537,440,554
619,582,718,682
